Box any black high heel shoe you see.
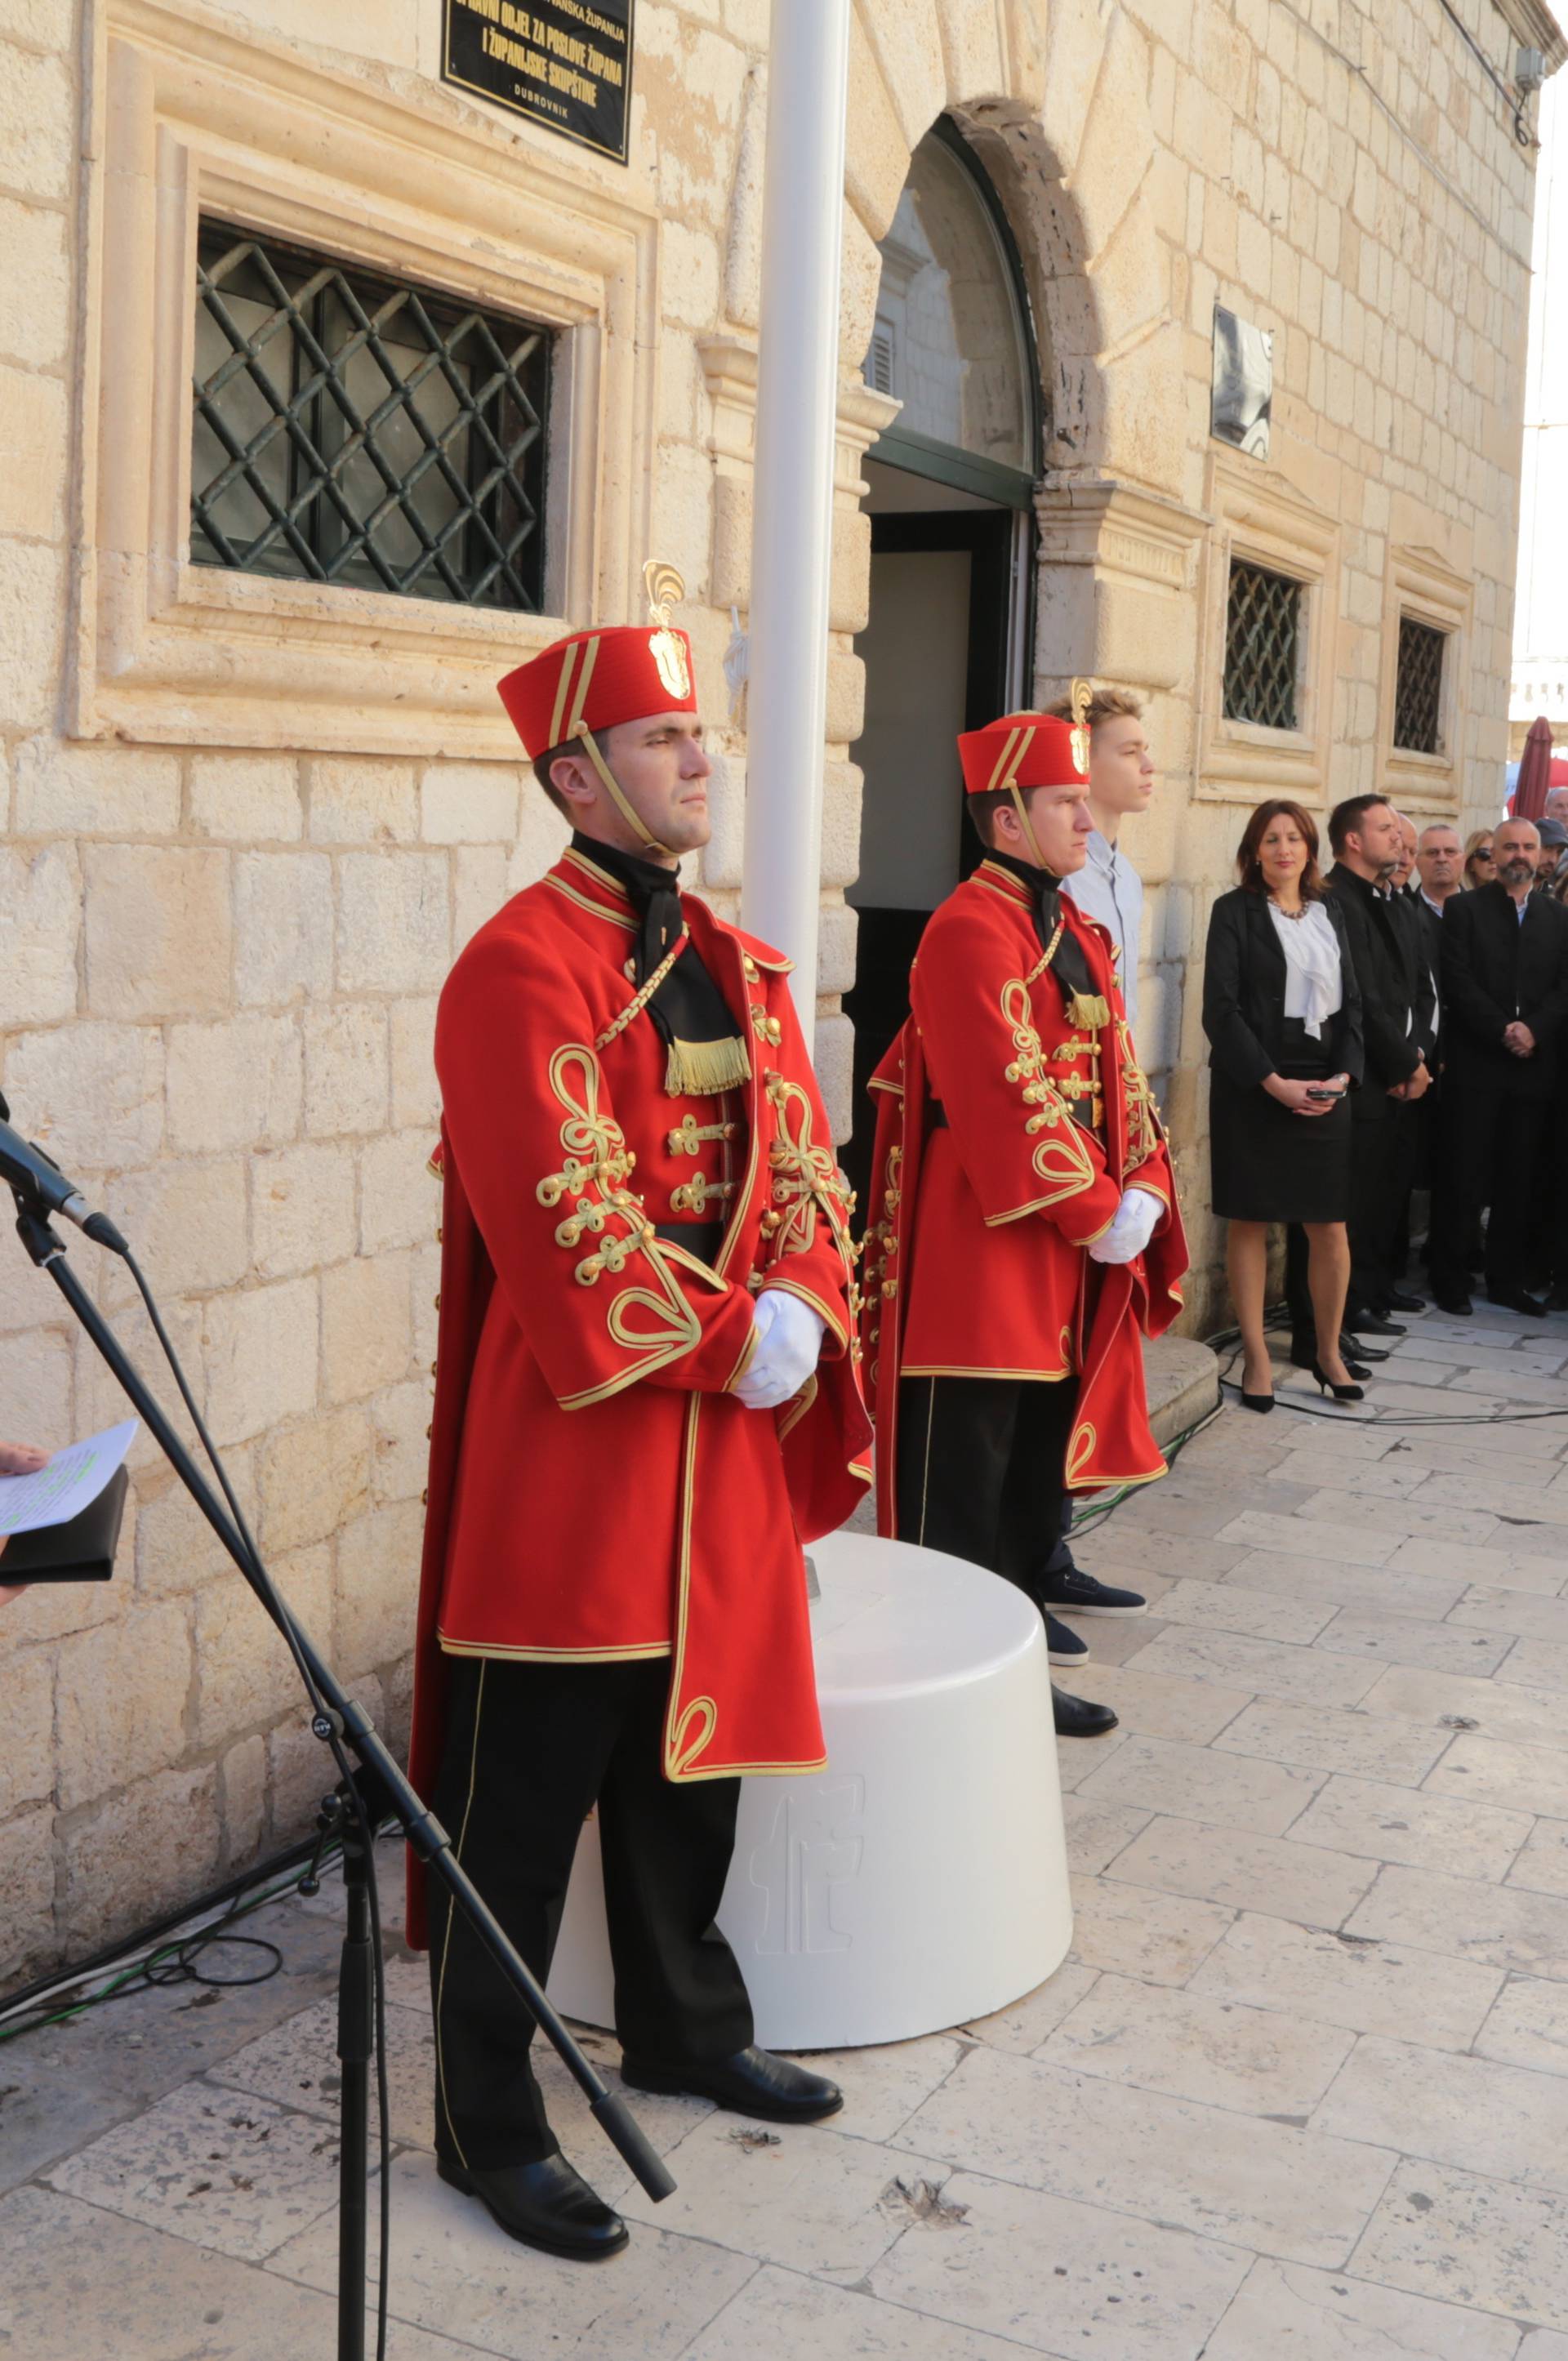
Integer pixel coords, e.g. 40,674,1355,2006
1312,1359,1364,1403
1239,1387,1275,1413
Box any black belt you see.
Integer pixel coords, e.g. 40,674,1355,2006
929,1097,1098,1137
654,1219,725,1267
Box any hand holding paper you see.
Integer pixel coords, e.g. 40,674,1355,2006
0,1420,137,1537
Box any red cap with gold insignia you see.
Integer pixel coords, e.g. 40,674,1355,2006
958,682,1094,796
497,561,697,757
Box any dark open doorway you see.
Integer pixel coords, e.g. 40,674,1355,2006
841,116,1044,1217
842,503,1022,1212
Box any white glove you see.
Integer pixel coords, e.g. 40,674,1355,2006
733,1289,826,1410
1087,1186,1164,1267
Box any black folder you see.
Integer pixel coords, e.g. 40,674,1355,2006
0,1464,128,1583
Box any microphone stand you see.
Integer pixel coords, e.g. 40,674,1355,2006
10,1201,675,2360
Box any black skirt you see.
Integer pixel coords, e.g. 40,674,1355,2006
1209,1019,1352,1224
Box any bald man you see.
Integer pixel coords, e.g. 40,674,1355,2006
1431,818,1568,1315
1416,825,1463,915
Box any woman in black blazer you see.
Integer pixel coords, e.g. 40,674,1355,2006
1203,800,1365,1408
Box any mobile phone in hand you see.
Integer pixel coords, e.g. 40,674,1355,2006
1304,1085,1341,1102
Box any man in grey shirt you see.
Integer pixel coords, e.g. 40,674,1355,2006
1052,688,1152,1036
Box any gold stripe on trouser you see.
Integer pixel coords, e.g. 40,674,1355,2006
433,1659,488,2170
916,1378,937,1546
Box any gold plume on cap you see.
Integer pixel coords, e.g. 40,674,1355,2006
1068,676,1094,776
644,561,686,629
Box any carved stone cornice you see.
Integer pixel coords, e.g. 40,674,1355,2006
1034,478,1209,595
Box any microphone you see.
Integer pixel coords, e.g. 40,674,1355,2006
0,1096,129,1254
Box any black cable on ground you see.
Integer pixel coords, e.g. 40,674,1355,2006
0,1839,340,2043
0,1831,325,2035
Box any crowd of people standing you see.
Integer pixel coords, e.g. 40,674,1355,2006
1202,781,1568,1410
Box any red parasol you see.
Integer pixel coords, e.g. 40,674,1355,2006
1514,715,1556,821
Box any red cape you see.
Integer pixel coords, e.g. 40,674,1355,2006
859,862,1186,1530
406,852,871,1946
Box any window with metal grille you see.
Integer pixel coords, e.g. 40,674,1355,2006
1393,617,1447,755
1223,558,1302,730
191,222,551,613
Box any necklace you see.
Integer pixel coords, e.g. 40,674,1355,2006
1267,893,1307,921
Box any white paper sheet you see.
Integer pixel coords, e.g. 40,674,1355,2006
0,1420,138,1537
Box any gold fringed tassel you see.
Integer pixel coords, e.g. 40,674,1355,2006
1067,993,1111,1031
665,1035,752,1097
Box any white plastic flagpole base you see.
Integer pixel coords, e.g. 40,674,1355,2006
546,1527,1073,2049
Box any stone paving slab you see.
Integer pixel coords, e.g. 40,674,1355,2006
0,2184,470,2361
890,2042,1399,2266
1187,1910,1506,2050
270,2150,756,2360
12,1301,1568,2350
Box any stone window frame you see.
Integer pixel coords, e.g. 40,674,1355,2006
1194,448,1341,806
1376,546,1472,813
74,0,660,759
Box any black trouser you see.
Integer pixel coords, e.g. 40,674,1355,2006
1378,1097,1421,1293
1347,1109,1400,1316
1530,1081,1568,1290
427,1655,751,2170
1429,1083,1548,1301
895,1372,1078,1598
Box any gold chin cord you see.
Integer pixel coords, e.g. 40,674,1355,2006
566,558,694,861
1008,781,1050,873
572,720,677,862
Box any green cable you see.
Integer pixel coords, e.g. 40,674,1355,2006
0,1850,343,2045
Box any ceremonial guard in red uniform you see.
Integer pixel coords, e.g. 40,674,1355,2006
859,693,1187,1737
408,568,872,2261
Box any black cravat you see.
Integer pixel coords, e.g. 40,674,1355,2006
571,835,746,1089
986,849,1102,1013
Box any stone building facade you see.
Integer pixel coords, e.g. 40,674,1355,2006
1,0,1560,1977
1512,67,1567,753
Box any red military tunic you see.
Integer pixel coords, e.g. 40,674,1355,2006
408,844,871,1944
860,857,1187,1535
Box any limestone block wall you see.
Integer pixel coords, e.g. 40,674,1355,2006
0,737,568,1973
0,0,1557,1975
1123,0,1552,1320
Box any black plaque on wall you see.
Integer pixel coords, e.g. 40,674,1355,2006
443,0,634,163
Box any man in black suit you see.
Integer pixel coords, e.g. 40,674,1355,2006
1379,813,1439,1312
1317,796,1429,1334
1430,816,1568,1316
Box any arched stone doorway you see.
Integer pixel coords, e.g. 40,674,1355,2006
842,118,1043,1204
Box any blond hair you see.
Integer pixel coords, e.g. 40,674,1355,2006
1045,687,1143,733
